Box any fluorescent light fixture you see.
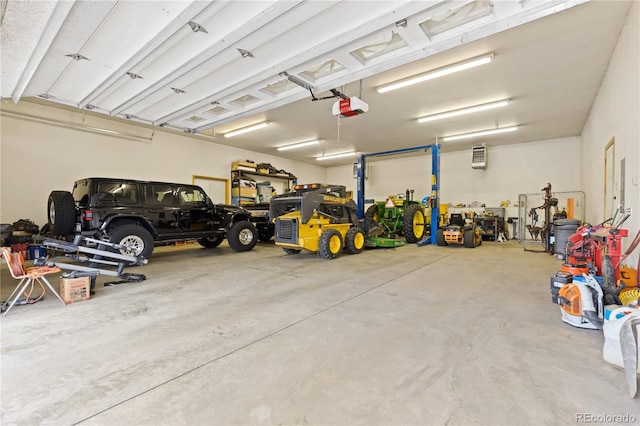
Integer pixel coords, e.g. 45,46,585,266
442,126,518,142
377,54,494,94
277,139,320,151
418,99,510,123
316,151,357,161
223,122,269,138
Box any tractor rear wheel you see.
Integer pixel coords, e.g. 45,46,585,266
365,204,379,221
345,227,365,254
436,229,448,246
318,229,343,259
463,229,476,248
403,203,426,243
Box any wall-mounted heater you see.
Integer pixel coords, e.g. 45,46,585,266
472,144,487,169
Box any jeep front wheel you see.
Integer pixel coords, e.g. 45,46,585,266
227,221,258,252
47,191,76,235
108,224,154,258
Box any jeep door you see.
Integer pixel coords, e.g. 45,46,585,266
176,186,220,235
143,184,183,237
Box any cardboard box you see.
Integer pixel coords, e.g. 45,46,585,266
60,277,91,304
232,179,257,189
232,197,257,206
232,161,256,171
232,187,258,198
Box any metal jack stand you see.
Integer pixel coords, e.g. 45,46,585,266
37,236,148,292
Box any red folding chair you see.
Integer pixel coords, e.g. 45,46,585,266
1,247,65,316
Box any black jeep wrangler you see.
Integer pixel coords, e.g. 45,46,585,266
46,177,258,258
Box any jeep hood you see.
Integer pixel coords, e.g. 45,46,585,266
216,203,249,214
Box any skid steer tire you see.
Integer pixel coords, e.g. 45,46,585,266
47,191,76,235
318,229,343,259
463,229,476,248
436,229,448,246
403,203,426,243
258,228,274,242
345,227,365,254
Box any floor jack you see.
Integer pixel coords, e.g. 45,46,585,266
37,235,148,293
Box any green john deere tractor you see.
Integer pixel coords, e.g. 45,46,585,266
364,189,427,246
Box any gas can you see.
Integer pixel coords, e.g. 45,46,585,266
550,271,572,304
619,265,638,288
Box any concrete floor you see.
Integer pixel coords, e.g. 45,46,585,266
1,239,638,425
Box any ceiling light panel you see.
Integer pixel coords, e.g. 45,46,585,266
223,122,270,138
418,99,510,123
316,151,357,161
277,140,321,151
377,54,494,93
442,125,518,141
422,0,494,37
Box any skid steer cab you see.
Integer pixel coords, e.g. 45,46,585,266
270,184,365,259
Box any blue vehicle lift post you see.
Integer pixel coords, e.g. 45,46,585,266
356,144,440,245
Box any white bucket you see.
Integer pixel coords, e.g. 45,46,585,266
602,307,640,372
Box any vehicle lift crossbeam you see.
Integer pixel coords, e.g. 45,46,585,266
356,144,440,245
35,235,148,288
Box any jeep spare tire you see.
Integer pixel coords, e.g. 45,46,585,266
47,191,76,235
227,221,258,252
108,224,154,258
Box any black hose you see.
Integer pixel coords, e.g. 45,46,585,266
602,255,616,289
583,310,604,329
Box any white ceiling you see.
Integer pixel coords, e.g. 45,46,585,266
0,0,633,165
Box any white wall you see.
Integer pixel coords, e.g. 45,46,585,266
327,137,582,218
0,101,325,227
581,2,639,265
